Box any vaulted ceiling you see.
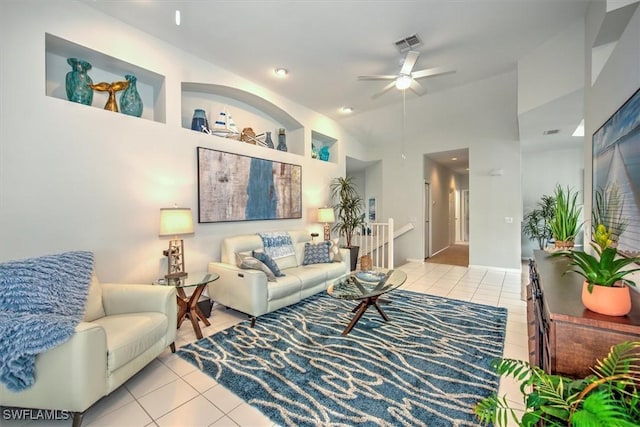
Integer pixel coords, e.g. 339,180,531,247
84,0,590,170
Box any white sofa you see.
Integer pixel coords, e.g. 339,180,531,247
0,272,177,427
207,230,350,324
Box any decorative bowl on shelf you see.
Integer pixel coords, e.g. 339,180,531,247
355,270,386,283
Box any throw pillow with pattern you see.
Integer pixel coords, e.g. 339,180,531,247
329,238,342,262
252,251,285,277
235,252,276,282
302,241,332,265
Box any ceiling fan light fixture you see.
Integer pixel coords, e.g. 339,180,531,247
395,75,412,90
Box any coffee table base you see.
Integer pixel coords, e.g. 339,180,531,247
342,295,389,336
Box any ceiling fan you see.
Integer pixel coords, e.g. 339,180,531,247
358,51,456,99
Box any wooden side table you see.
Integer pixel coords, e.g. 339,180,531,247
154,272,219,339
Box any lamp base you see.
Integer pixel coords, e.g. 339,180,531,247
323,224,331,241
165,239,187,279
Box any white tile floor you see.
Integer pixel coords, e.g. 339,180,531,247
5,261,530,427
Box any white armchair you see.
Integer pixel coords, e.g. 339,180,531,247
0,272,177,427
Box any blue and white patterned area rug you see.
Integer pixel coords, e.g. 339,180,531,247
177,290,507,426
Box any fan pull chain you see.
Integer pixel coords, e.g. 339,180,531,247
401,89,407,161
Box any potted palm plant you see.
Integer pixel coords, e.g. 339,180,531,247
549,184,582,249
330,176,365,271
522,194,556,250
474,340,640,426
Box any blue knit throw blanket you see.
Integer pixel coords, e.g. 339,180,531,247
0,251,94,392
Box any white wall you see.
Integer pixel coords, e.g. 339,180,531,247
341,72,522,270
521,144,584,258
424,158,457,255
518,19,585,115
585,1,640,288
0,0,365,282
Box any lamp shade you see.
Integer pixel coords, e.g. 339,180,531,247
317,207,335,224
159,207,194,237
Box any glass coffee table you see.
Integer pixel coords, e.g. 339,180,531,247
327,268,407,335
154,272,219,340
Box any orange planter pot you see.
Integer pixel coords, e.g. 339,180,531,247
581,281,632,316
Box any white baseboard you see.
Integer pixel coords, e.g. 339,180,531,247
468,264,522,274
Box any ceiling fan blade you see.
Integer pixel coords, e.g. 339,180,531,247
400,51,419,75
411,66,456,80
409,80,426,96
358,75,398,81
371,81,397,99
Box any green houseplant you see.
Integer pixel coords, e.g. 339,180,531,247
330,176,365,271
474,340,640,427
523,194,556,250
549,184,582,249
553,223,640,316
553,183,640,316
592,183,627,246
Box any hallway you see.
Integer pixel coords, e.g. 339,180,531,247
426,244,469,267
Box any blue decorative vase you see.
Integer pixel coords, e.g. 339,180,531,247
191,109,209,132
277,128,287,151
265,131,274,148
119,74,143,117
319,146,330,161
65,58,93,105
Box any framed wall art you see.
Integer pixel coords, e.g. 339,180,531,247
592,87,640,257
197,147,302,223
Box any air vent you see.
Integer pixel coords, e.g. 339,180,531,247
394,34,422,52
543,129,560,135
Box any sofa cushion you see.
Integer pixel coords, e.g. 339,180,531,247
235,253,276,282
267,275,302,301
302,241,332,265
83,272,106,322
329,239,342,262
93,312,168,373
252,251,285,277
274,254,299,271
285,265,329,288
307,261,346,279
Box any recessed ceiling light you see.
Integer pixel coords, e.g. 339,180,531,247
274,68,288,77
451,157,457,161
340,106,353,114
175,10,181,26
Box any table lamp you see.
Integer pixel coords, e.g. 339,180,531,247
159,206,194,279
317,207,335,241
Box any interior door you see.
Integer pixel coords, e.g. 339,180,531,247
424,182,430,258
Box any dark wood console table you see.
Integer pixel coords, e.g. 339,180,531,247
528,250,640,378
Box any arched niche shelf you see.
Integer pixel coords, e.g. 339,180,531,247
181,82,304,156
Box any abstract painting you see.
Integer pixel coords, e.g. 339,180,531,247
592,87,640,257
197,147,302,223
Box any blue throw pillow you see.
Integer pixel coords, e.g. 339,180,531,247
252,251,285,277
302,241,332,265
